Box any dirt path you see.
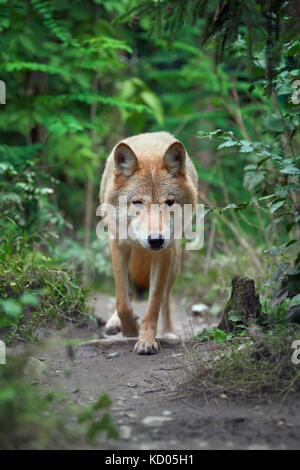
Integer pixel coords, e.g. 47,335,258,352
37,294,300,450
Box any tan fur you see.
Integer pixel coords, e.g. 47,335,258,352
100,132,198,354
129,248,152,289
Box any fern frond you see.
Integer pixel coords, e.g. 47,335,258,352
44,114,94,137
38,93,152,114
0,5,11,33
30,0,80,48
0,62,72,79
83,36,133,54
0,144,42,166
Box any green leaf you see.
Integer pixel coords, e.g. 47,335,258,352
0,387,15,402
213,329,228,343
86,413,118,441
140,90,164,124
227,311,242,322
243,171,265,190
20,293,40,307
0,62,72,79
0,300,22,317
94,393,111,410
239,140,254,153
217,140,238,150
279,161,300,176
269,200,285,213
77,405,93,424
262,115,285,133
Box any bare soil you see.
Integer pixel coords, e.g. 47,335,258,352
32,294,300,450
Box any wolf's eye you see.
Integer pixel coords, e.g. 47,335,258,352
165,199,175,207
132,200,143,206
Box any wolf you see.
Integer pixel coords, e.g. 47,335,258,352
99,132,198,354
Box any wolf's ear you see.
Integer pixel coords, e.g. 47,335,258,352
114,143,138,177
163,142,186,176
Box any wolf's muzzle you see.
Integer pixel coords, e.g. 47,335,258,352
147,234,164,250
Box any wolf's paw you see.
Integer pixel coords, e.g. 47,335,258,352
121,315,139,337
104,311,121,336
105,325,121,335
161,332,181,344
134,338,161,355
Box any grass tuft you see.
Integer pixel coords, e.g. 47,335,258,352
0,250,89,344
188,325,300,401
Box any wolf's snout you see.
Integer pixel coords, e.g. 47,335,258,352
147,234,164,250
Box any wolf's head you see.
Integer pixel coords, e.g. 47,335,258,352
106,133,197,251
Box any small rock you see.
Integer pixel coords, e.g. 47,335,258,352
162,410,172,416
198,441,209,448
24,357,47,381
141,416,173,426
247,444,270,450
226,441,234,447
127,383,138,388
144,387,164,393
119,425,132,440
191,303,209,315
106,352,119,359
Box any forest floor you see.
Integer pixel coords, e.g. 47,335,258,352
22,294,300,450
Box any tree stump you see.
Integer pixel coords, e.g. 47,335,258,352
218,275,262,333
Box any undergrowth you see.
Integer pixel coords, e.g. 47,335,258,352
0,250,89,344
189,324,300,401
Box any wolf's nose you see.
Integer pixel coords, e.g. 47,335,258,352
148,234,164,250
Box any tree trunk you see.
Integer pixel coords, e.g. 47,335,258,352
218,275,262,332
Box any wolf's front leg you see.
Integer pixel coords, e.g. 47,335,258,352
134,250,171,354
110,240,139,337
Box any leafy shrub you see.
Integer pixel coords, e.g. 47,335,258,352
0,145,68,248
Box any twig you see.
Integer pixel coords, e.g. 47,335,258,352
220,216,262,271
204,217,216,274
